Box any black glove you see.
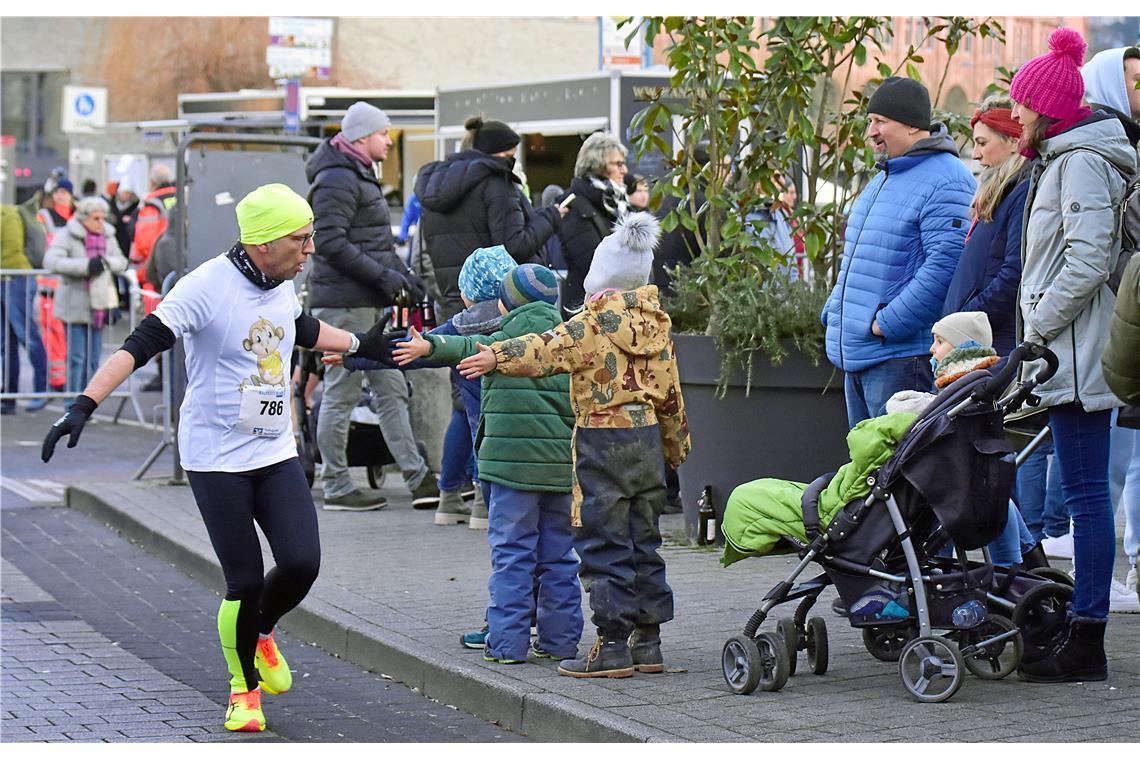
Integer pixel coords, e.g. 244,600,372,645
42,394,98,462
353,313,408,368
401,270,427,304
377,269,408,305
87,257,105,277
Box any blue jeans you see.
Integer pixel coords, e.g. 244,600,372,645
1015,438,1069,542
485,483,582,661
1109,416,1140,564
843,355,933,429
65,322,102,399
1,276,48,405
438,407,474,492
988,501,1036,566
1049,404,1114,620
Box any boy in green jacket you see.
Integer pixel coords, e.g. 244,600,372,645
393,264,582,663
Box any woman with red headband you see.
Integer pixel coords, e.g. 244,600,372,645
942,94,1030,361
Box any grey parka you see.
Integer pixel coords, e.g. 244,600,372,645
1017,115,1136,412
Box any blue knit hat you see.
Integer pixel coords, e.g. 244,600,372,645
500,263,559,311
458,245,516,303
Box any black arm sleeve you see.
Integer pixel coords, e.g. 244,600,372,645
120,314,177,370
295,313,321,349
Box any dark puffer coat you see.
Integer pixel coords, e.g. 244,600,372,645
558,176,617,313
305,139,409,309
416,150,559,313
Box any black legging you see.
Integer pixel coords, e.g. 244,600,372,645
187,457,321,692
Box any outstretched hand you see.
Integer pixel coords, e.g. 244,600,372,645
457,343,498,379
392,326,431,366
42,395,98,462
353,313,407,368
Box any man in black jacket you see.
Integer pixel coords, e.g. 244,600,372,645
415,117,563,321
306,101,437,511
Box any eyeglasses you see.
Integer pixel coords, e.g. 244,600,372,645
608,160,628,168
287,233,314,247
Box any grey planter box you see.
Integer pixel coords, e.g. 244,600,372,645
673,333,850,544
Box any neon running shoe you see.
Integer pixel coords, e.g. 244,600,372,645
255,632,292,695
482,646,525,665
224,688,266,732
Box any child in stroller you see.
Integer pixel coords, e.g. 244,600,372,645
719,317,1069,702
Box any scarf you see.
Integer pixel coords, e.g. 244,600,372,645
331,132,376,169
85,229,108,329
226,242,283,291
934,343,1000,389
589,176,628,221
1019,106,1094,159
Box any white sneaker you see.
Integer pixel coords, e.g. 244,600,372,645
1125,565,1137,593
1041,532,1074,560
1109,578,1140,614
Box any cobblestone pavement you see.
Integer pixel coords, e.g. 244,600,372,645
1,478,525,742
2,558,253,743
6,405,1138,742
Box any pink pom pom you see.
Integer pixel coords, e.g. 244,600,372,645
1048,27,1086,66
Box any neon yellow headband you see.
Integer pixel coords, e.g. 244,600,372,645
236,183,314,245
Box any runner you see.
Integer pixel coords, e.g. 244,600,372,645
41,183,405,732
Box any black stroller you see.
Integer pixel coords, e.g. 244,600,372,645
721,343,1071,702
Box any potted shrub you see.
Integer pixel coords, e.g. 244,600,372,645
623,16,1005,542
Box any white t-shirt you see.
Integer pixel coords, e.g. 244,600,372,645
153,254,302,473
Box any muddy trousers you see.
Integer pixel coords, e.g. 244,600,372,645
573,425,674,638
187,458,321,692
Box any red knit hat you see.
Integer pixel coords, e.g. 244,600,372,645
1009,28,1087,120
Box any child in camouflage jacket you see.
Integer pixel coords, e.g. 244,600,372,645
458,212,690,679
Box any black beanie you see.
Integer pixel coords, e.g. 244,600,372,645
867,77,932,131
468,117,520,154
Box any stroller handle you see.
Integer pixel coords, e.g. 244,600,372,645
981,341,1059,399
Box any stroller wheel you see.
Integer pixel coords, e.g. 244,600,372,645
1012,582,1072,662
775,617,799,676
1030,567,1074,587
367,464,388,490
959,614,1021,680
862,624,916,662
898,635,965,703
722,634,789,695
805,617,829,675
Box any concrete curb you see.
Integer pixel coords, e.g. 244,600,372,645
65,485,678,743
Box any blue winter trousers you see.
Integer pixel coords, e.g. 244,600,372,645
485,483,582,661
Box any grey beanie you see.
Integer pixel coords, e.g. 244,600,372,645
341,102,391,142
932,311,993,349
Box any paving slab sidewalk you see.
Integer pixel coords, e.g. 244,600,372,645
66,479,1140,743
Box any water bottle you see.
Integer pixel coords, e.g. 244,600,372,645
951,600,986,628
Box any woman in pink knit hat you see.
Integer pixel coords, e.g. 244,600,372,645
1009,27,1137,683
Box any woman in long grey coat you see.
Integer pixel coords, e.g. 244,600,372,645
43,196,127,402
1009,28,1136,683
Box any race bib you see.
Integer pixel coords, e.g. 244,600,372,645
236,384,289,437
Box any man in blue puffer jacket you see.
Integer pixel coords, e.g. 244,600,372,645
822,77,976,428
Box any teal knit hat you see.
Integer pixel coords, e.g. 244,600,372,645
458,245,515,302
500,263,559,311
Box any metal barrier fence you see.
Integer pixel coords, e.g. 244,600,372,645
1,267,162,432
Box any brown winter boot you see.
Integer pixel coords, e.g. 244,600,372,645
629,624,663,673
557,632,634,678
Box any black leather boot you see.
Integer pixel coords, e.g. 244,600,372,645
1018,616,1108,683
629,624,663,673
1021,541,1050,571
558,631,634,678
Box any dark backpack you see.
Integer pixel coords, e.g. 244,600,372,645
1109,167,1140,295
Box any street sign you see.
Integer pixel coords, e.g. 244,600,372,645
600,17,647,70
61,86,108,133
267,17,333,79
